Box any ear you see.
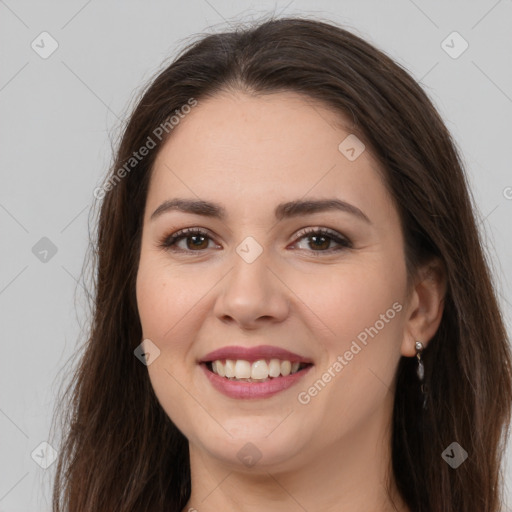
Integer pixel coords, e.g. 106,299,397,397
401,257,447,357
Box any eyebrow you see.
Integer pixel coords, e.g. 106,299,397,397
150,197,371,224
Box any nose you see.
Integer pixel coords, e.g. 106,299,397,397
213,247,290,330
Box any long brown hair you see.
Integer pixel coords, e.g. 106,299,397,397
50,14,512,512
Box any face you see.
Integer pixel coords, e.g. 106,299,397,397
136,90,411,472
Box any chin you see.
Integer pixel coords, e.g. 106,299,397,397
191,419,311,470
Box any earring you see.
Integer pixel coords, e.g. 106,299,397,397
415,341,427,410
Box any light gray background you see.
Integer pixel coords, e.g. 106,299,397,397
1,1,511,510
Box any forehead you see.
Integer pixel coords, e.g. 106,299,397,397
146,90,395,225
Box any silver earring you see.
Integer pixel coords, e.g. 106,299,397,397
415,341,427,410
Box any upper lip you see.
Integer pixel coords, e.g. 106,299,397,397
199,345,313,364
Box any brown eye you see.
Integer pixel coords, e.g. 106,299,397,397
159,228,216,252
292,227,352,253
158,226,352,255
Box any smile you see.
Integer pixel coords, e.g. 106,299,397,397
198,344,314,399
208,358,310,381
200,359,313,399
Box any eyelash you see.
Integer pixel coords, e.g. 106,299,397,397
157,226,352,255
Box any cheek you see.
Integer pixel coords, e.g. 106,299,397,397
334,274,403,341
295,282,404,443
136,265,171,336
298,256,405,344
136,261,207,436
305,257,406,394
136,258,201,342
135,256,224,381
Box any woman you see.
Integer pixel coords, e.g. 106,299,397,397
51,15,512,512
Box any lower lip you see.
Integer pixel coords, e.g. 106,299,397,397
200,363,313,399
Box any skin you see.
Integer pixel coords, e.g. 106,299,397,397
135,90,446,512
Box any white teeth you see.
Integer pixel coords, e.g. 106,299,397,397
216,360,226,377
280,360,291,376
210,358,306,380
251,360,269,379
234,360,251,379
268,359,281,377
225,359,235,378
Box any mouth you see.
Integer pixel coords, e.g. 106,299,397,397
198,345,314,399
203,359,313,382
